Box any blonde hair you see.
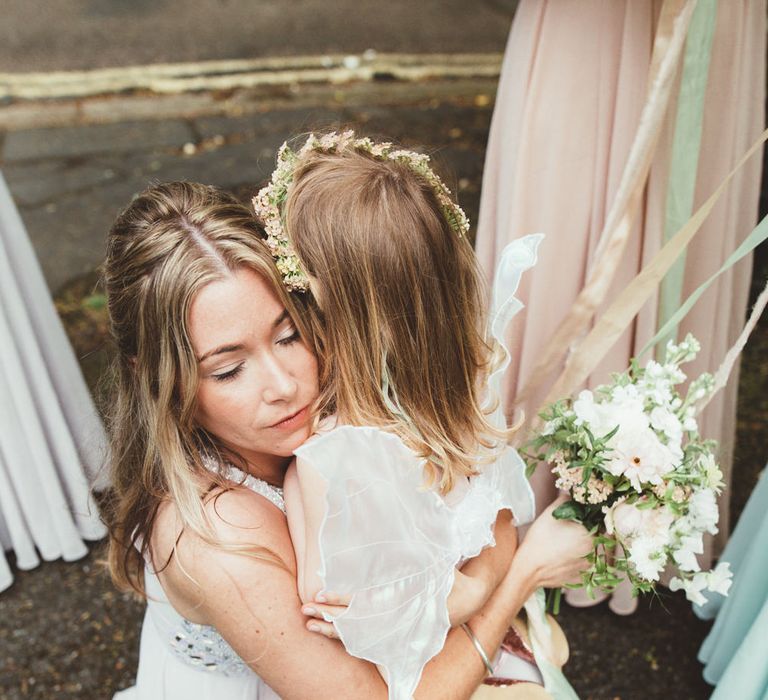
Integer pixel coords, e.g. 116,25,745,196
282,142,509,494
103,181,307,595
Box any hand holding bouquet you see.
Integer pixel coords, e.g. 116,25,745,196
526,334,733,608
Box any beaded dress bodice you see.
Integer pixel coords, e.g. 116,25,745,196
144,463,285,677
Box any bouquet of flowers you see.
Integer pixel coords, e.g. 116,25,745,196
525,334,733,608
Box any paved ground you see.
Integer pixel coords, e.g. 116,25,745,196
0,0,517,72
0,81,499,294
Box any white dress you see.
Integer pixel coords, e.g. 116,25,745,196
0,171,106,592
114,465,284,700
293,235,544,700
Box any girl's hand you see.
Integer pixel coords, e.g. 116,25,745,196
447,569,489,627
302,591,350,639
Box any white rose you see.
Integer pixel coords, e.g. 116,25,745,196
642,506,675,546
606,501,644,539
606,500,673,547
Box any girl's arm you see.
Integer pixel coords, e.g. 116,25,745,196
283,458,325,603
291,454,518,618
448,508,517,626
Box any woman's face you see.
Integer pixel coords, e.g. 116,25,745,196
189,266,319,478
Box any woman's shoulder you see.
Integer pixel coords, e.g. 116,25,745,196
152,482,295,591
150,484,296,624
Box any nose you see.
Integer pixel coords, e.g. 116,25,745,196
259,353,299,404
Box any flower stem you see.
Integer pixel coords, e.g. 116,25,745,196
547,587,563,615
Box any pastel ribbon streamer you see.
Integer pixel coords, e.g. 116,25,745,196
641,212,768,357
657,0,718,351
523,589,579,700
524,126,768,436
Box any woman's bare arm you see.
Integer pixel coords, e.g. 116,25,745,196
159,489,589,700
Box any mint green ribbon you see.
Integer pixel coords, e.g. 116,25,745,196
524,589,580,699
656,0,718,354
642,212,768,356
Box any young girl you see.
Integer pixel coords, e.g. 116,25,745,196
255,132,570,699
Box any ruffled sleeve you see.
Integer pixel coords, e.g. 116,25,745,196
294,425,457,700
477,233,544,531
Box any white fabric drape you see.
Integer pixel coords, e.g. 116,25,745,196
0,172,107,592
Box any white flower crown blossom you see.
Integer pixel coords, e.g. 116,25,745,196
252,130,471,292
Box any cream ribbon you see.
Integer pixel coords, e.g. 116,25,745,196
696,278,768,416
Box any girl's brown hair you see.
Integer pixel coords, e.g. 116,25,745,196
103,181,307,594
282,142,508,494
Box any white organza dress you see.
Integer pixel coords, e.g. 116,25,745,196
293,235,543,700
114,465,284,700
0,172,106,592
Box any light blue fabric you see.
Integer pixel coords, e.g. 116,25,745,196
695,464,768,698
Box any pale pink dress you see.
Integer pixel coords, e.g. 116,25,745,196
477,0,765,591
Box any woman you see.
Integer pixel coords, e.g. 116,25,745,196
105,181,591,699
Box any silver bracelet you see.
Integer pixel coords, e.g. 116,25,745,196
460,623,495,676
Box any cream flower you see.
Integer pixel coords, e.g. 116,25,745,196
707,562,733,596
628,536,666,582
604,499,673,546
670,573,709,606
700,453,725,494
606,427,677,492
672,533,704,572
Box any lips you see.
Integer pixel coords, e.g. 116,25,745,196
270,405,310,430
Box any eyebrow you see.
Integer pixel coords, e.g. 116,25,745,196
197,309,291,363
197,343,244,363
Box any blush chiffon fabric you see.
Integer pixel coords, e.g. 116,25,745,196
476,0,766,564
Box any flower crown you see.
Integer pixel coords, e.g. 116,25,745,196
253,130,470,292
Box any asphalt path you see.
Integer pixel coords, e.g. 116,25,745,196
1,0,518,73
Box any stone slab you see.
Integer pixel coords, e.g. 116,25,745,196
2,120,194,162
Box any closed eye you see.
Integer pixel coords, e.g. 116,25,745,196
212,364,244,382
277,329,301,346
